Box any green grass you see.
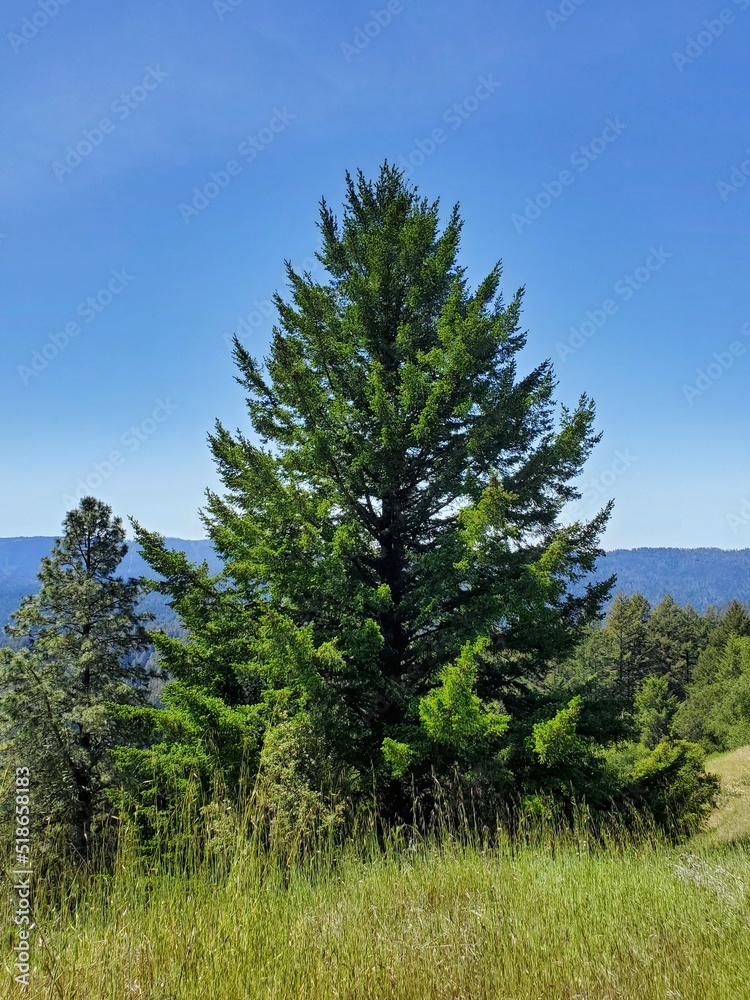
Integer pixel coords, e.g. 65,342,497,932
4,808,750,1000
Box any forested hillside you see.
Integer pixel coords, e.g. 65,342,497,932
0,536,219,634
2,538,749,633
587,547,750,610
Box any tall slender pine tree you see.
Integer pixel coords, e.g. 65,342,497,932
0,497,152,855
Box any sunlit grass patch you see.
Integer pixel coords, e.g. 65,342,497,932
697,745,750,845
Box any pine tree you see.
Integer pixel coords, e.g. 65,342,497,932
0,497,152,856
604,592,654,704
647,595,705,695
672,601,750,749
550,624,628,743
136,165,613,811
634,675,677,749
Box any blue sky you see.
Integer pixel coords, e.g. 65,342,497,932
1,0,749,548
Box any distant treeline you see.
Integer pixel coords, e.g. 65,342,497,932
555,592,750,757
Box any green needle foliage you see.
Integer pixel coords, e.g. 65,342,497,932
133,164,618,824
0,497,153,857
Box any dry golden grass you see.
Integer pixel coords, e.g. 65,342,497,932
699,745,750,846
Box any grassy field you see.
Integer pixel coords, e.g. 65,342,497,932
3,766,749,1000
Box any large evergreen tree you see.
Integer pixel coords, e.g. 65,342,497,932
136,165,614,812
0,497,152,855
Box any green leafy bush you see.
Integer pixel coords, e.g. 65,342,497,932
626,740,719,837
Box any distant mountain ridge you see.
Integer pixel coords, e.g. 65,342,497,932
0,536,221,635
589,547,750,611
1,538,749,631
